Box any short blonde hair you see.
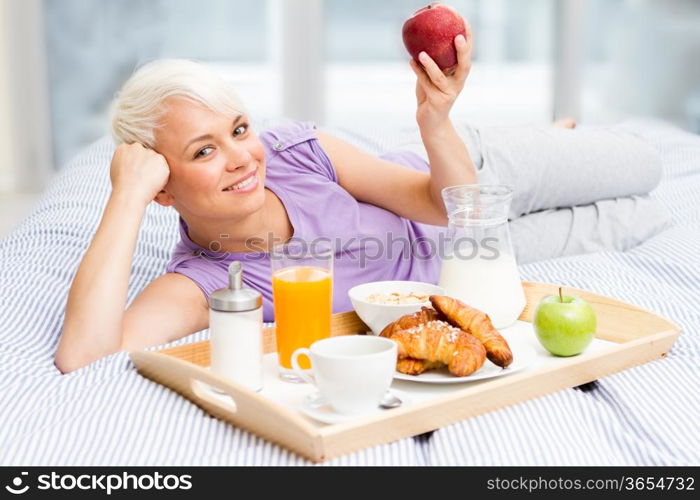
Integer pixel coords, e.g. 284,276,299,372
109,58,247,148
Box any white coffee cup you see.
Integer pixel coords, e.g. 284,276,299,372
291,335,397,416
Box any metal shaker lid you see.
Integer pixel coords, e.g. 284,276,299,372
209,261,262,312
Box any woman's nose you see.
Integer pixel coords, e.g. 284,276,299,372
223,144,252,171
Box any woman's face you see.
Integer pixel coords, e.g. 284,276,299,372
153,97,266,221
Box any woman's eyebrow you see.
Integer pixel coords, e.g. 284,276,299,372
182,114,243,154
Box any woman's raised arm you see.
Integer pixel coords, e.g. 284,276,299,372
409,31,476,212
317,32,476,226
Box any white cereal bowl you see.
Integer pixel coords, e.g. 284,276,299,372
347,280,445,335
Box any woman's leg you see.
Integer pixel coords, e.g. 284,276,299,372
456,122,663,219
393,120,663,217
509,194,671,264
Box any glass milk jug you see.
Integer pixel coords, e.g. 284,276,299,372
438,185,526,329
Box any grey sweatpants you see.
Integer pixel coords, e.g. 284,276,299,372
397,123,672,263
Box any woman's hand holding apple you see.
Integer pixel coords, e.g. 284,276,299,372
110,142,171,207
409,30,472,132
402,5,478,215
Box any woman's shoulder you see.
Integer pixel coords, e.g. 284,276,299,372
258,118,337,182
257,119,319,154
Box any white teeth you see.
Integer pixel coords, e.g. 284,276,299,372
224,174,256,191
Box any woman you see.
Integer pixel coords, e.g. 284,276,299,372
55,33,491,373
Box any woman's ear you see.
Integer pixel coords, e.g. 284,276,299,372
153,189,175,207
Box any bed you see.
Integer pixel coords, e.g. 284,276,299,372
0,119,698,465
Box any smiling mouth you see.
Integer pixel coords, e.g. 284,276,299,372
222,169,258,192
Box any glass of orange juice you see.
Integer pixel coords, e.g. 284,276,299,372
271,240,333,382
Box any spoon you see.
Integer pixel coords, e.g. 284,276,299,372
307,391,403,410
378,392,403,409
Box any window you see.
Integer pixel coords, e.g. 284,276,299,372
324,0,556,127
43,0,277,168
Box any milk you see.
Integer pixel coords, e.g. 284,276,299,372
438,249,526,329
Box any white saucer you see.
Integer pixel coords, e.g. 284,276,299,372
299,391,410,424
393,340,536,384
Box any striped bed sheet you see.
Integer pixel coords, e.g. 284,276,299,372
0,120,698,466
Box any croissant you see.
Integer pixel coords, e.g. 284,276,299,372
396,357,444,375
379,306,443,338
380,307,447,375
430,295,513,368
382,319,486,377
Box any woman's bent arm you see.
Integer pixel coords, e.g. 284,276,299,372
55,192,147,373
55,143,171,374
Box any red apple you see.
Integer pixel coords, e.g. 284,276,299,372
402,2,467,70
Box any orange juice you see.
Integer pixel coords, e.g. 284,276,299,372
272,266,332,369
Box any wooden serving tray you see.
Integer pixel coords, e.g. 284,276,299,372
129,282,680,462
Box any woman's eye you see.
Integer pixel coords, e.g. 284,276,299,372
233,124,249,136
194,147,213,159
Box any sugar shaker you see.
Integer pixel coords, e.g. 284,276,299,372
209,261,263,391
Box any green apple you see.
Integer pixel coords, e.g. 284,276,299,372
533,289,597,356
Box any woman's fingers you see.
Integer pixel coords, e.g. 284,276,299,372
418,51,449,92
454,30,472,81
409,58,433,90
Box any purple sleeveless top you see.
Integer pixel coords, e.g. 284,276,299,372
165,120,445,322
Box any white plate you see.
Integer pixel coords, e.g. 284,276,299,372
299,391,411,425
393,341,536,384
